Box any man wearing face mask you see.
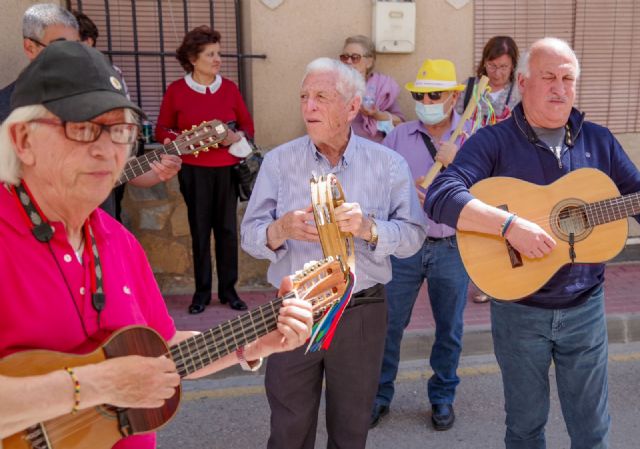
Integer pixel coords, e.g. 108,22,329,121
370,59,470,431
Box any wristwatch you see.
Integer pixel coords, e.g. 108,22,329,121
368,218,379,247
236,345,263,372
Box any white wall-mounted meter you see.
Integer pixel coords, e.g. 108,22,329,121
372,0,416,54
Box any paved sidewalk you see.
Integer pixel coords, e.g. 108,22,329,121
165,261,640,366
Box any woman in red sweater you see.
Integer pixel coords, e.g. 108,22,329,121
156,26,254,314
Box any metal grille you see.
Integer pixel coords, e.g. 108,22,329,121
67,0,242,124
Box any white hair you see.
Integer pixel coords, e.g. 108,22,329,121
303,57,366,102
0,105,50,185
22,3,78,40
516,37,580,80
0,106,139,185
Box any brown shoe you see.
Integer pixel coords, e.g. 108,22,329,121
473,293,489,304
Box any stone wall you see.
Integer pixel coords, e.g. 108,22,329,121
122,179,270,295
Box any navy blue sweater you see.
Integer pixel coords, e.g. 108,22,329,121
425,103,640,308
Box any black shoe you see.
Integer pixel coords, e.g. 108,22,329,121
188,303,206,314
431,404,455,431
220,296,248,311
370,403,389,428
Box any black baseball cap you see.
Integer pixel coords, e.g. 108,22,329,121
11,40,145,121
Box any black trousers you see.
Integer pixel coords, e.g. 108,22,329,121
178,164,239,304
266,284,387,449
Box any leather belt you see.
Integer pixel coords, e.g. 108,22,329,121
425,235,455,243
348,283,385,308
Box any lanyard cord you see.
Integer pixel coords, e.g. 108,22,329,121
9,182,106,331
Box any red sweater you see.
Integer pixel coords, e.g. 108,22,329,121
155,77,255,167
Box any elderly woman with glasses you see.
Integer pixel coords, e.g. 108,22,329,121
339,35,405,142
456,36,520,125
456,36,520,304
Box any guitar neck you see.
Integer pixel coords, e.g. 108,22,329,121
169,293,292,378
586,191,640,226
115,142,180,187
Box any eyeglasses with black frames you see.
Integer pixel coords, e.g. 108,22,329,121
411,91,445,102
30,118,140,145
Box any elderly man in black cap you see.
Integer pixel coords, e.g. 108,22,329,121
0,41,314,449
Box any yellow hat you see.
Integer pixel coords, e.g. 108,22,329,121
405,59,465,93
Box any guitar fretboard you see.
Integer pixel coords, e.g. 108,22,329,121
585,191,640,226
115,143,179,187
170,292,296,377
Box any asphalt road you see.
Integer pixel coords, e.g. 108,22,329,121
157,342,640,449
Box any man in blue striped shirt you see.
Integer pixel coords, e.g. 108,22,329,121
241,57,426,449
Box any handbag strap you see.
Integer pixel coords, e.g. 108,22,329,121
462,76,475,110
419,131,444,174
505,82,514,107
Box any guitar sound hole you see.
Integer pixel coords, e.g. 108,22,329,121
551,201,592,242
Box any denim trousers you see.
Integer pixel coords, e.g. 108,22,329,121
375,236,469,406
491,286,610,449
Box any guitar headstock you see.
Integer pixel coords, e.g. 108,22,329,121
290,257,347,322
174,119,228,157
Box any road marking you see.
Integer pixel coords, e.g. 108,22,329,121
183,352,640,402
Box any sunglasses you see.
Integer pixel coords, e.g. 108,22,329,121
411,91,446,101
339,53,369,64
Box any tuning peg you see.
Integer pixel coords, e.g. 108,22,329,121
193,151,199,158
191,125,196,130
202,148,209,152
211,143,218,148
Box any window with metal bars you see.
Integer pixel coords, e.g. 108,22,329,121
66,0,244,126
474,0,640,133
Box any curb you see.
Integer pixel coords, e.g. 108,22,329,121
399,312,640,362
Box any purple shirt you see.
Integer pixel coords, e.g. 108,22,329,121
382,113,470,238
352,72,405,143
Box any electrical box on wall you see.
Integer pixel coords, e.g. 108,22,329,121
372,0,416,53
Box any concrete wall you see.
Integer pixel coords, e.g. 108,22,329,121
246,0,474,148
0,0,64,87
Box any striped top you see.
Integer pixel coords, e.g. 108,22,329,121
241,132,427,292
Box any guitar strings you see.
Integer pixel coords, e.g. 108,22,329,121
120,123,223,182
171,272,338,374
41,268,338,443
487,193,640,233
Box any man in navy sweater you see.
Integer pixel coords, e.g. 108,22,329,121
425,37,640,449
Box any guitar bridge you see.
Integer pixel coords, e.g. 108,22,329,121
117,408,133,437
498,204,523,268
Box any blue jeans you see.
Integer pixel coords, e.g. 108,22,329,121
491,286,610,449
376,236,469,406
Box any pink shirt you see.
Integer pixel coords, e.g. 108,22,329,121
0,184,176,449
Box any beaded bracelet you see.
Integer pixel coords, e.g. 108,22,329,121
64,367,80,414
500,214,517,238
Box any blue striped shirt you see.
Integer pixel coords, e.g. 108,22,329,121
241,132,427,292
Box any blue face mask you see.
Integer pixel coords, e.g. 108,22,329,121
415,97,452,125
376,117,394,135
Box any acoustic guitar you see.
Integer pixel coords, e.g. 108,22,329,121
0,258,346,449
457,168,636,300
115,120,228,187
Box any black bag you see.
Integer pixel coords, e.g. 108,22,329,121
232,150,263,202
